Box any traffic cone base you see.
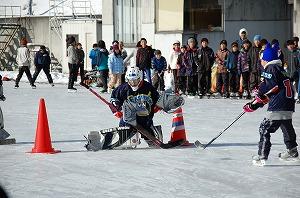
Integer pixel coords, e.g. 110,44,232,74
29,98,60,154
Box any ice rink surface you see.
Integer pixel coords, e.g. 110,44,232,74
1,81,300,198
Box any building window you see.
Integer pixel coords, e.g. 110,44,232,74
184,0,224,32
114,0,140,44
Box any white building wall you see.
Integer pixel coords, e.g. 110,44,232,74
102,0,114,46
62,20,100,73
294,0,300,37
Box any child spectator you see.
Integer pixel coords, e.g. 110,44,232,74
32,45,54,86
177,45,187,95
168,40,181,93
119,41,127,60
89,43,100,70
119,41,127,84
225,42,240,98
136,38,154,84
108,44,124,93
238,39,252,99
215,40,230,98
183,37,199,96
151,50,167,91
285,39,300,103
76,43,85,85
197,38,215,98
249,35,262,95
97,40,109,93
15,38,36,89
236,28,248,49
292,36,299,49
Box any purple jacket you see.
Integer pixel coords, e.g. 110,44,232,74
237,48,251,74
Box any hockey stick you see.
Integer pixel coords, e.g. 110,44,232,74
198,111,246,149
81,83,184,149
81,83,117,113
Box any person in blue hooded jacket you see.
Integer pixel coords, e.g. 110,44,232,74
32,45,53,86
225,42,240,98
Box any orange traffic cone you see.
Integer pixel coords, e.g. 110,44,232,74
30,98,60,154
169,107,193,146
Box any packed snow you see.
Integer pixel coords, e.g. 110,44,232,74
0,76,300,198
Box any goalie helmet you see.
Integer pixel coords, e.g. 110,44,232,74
125,66,143,91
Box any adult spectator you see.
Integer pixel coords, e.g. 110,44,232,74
15,38,36,89
66,36,78,92
136,38,154,84
197,38,215,97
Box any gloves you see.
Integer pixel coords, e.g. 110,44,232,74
243,95,268,113
114,111,123,118
243,102,258,112
153,105,162,113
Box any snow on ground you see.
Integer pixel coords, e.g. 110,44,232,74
0,80,300,198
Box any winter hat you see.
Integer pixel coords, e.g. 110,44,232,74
187,37,196,44
173,40,180,45
239,28,248,36
253,35,262,41
231,42,238,48
220,40,227,46
262,44,278,62
20,38,27,46
201,38,208,43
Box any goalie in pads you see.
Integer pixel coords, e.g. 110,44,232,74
85,66,184,150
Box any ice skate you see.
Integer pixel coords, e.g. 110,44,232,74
31,85,36,89
212,92,221,99
68,88,77,93
14,85,19,89
278,147,299,161
252,155,267,166
206,93,211,99
197,93,203,99
242,90,248,99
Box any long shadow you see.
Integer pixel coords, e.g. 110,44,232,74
16,139,86,145
204,142,283,147
60,150,88,154
264,164,300,167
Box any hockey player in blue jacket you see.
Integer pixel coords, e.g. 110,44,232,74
243,44,298,166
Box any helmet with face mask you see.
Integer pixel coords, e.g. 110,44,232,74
125,66,143,91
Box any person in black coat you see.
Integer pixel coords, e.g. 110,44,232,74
32,45,54,86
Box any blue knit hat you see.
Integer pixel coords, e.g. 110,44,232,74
253,35,262,41
262,43,278,62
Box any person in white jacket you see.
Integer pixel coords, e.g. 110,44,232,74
168,40,181,93
15,38,36,89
